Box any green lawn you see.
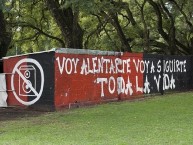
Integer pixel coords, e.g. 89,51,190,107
1,92,193,145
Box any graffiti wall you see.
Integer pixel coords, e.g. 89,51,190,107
163,56,192,91
3,51,55,109
2,48,193,109
54,49,193,108
54,52,144,107
143,54,191,94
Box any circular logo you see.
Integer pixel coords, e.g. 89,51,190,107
11,58,44,106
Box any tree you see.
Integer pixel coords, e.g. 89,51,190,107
4,0,193,56
0,6,11,58
6,0,64,55
45,0,83,49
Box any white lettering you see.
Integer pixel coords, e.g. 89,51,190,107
144,76,150,94
56,57,66,74
109,76,116,94
136,76,143,93
154,75,161,91
96,78,108,97
65,58,73,74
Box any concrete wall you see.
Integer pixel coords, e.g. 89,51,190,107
3,48,193,110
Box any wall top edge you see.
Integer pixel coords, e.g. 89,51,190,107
3,49,55,59
2,48,193,60
54,48,123,56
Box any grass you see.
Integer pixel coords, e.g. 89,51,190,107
1,92,193,145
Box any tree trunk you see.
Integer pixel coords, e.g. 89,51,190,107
147,0,190,55
109,12,132,52
0,10,11,58
45,0,83,49
160,0,177,55
190,38,193,55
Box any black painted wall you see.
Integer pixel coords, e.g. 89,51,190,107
143,54,193,95
28,51,55,110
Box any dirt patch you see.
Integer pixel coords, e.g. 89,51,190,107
0,107,47,121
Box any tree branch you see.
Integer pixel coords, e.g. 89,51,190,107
10,21,65,47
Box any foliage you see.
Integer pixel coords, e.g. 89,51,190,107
0,0,193,56
0,1,12,58
5,0,62,55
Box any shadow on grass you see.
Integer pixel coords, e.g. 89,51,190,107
0,107,48,121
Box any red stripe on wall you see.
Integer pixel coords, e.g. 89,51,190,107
54,52,144,108
4,56,28,107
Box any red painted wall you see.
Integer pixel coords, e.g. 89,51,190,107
54,52,144,108
119,52,144,100
3,56,28,107
3,49,190,110
3,52,55,109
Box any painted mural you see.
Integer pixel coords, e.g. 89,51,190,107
54,51,191,108
2,49,192,109
3,51,55,109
